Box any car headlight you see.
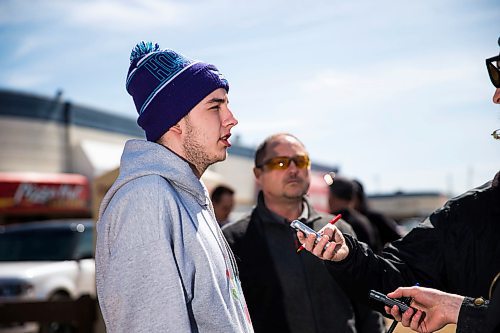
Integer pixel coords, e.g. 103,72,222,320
0,279,34,297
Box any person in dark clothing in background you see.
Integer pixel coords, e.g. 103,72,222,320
211,184,235,227
352,179,403,247
328,176,382,253
223,133,385,333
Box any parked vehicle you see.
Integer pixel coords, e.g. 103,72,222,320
0,219,95,333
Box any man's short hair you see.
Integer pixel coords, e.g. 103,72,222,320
211,185,235,203
254,133,306,167
329,176,355,201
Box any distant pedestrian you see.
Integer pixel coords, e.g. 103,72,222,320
211,185,235,227
328,176,382,253
352,179,403,247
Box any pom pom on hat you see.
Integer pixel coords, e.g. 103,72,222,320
126,41,229,142
129,41,161,63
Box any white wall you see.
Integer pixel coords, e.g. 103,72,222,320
0,116,66,173
208,154,256,206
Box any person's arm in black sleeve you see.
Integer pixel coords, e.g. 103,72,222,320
351,300,386,333
456,297,489,333
324,218,446,312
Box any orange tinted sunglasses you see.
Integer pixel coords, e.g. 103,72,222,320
257,155,311,170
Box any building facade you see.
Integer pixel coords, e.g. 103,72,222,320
0,89,337,224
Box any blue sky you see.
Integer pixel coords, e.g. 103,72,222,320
1,0,499,195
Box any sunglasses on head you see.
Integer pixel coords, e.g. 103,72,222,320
486,55,500,88
257,155,311,171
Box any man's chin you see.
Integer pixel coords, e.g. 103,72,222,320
283,189,308,200
218,150,228,161
209,151,228,165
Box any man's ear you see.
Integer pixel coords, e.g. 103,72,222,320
170,122,182,134
253,167,261,178
253,167,263,190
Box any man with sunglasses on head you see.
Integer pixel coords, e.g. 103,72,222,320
298,39,500,332
222,133,385,333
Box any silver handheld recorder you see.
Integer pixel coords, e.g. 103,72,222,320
290,220,321,243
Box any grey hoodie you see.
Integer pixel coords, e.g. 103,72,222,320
96,139,253,333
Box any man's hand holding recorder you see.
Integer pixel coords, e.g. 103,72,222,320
296,226,464,333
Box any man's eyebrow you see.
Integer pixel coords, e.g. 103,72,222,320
206,97,227,104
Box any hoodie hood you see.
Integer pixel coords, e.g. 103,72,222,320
98,139,208,221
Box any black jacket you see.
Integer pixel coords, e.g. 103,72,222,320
326,171,500,313
223,193,385,333
363,210,402,246
331,207,382,253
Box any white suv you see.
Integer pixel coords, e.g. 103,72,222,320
0,220,96,333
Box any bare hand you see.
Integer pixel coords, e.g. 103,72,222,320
384,286,464,333
296,224,349,261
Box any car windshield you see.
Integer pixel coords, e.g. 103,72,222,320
0,229,79,261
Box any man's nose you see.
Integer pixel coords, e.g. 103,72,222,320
493,88,500,104
287,160,300,173
223,107,238,127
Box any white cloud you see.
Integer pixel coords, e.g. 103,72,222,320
301,61,474,107
11,36,51,59
0,0,188,32
61,0,187,32
4,72,50,88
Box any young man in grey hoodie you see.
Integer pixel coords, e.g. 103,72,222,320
95,41,253,333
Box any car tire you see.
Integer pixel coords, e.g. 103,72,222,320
38,292,76,333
